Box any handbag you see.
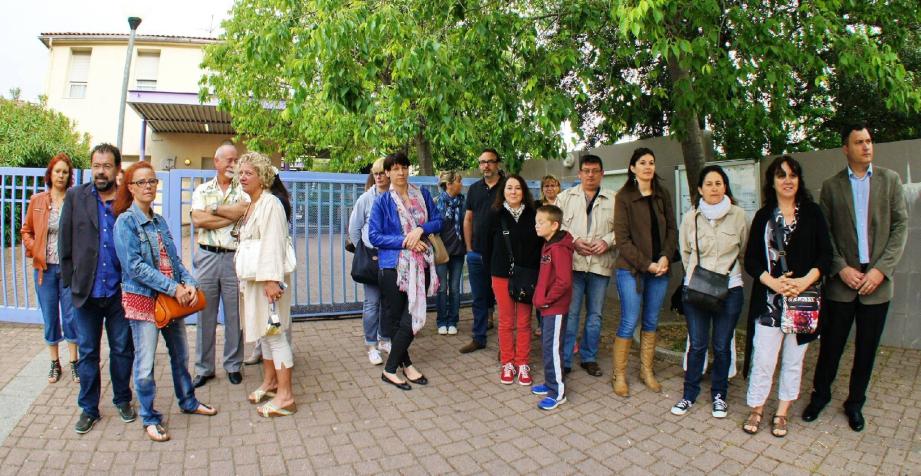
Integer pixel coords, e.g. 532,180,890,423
235,235,296,280
428,234,449,265
685,213,731,312
772,213,821,334
350,242,379,285
499,215,538,304
154,288,207,329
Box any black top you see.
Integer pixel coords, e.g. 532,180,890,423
646,197,662,261
742,200,833,377
465,177,504,253
484,207,542,278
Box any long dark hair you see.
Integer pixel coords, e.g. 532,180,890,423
625,147,664,193
270,174,292,222
762,155,813,207
695,165,735,206
491,174,533,210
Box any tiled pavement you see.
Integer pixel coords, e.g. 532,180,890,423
0,312,919,475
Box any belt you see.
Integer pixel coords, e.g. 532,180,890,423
200,244,234,253
859,263,869,273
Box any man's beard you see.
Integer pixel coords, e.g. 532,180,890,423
94,175,115,192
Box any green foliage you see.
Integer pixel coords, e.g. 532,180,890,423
202,0,577,174
0,95,91,170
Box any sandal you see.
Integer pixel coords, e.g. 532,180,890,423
48,360,62,383
145,424,170,442
182,403,218,416
70,361,80,383
771,414,788,438
743,410,763,434
257,401,297,418
248,388,277,404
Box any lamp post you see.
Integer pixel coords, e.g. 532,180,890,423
116,16,142,150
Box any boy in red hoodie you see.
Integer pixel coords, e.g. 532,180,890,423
531,205,574,410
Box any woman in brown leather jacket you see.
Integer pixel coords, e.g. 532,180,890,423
21,153,79,383
612,147,678,397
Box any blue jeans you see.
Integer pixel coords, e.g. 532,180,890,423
563,272,610,367
362,283,383,345
466,251,492,345
436,255,464,328
615,269,670,338
129,318,199,426
682,286,744,402
35,264,77,345
74,293,134,419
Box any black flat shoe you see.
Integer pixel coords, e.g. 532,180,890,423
192,374,214,388
801,401,825,422
227,372,243,385
381,373,411,390
404,372,428,385
845,408,865,432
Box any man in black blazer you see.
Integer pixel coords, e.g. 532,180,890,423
60,143,135,434
802,124,908,431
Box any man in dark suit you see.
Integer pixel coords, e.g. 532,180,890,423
60,143,135,434
802,123,908,431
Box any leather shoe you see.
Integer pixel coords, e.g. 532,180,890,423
801,401,825,422
459,341,486,354
845,408,865,432
580,361,602,377
381,373,411,390
227,372,243,385
192,374,214,388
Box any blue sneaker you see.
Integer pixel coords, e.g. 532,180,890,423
538,396,566,410
532,384,550,396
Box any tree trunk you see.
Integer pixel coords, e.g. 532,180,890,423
666,54,707,199
414,119,434,176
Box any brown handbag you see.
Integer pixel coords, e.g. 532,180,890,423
428,235,449,265
154,289,207,329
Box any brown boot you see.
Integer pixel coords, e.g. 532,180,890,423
611,337,631,397
639,331,662,393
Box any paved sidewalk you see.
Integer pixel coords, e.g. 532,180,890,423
0,313,919,475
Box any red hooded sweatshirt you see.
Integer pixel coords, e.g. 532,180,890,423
533,230,574,316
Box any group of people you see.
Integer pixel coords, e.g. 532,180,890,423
22,143,299,441
22,122,906,441
346,123,907,433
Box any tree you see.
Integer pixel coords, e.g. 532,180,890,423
548,0,921,191
202,0,577,174
0,92,91,169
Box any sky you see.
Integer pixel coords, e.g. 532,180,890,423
0,0,235,101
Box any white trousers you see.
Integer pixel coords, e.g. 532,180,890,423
260,332,294,370
746,323,808,407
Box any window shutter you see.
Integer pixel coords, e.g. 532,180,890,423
68,50,91,83
135,52,160,81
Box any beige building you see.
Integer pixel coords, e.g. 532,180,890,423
40,32,239,169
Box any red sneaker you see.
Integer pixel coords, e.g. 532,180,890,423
500,362,516,384
517,365,532,385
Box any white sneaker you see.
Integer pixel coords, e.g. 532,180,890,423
671,399,693,416
438,326,448,335
712,394,728,418
378,340,391,354
447,326,457,335
368,347,383,365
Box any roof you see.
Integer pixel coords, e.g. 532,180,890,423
127,91,234,135
38,32,219,48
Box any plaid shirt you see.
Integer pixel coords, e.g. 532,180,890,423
190,177,248,250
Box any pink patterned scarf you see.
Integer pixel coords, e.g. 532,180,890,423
390,185,439,333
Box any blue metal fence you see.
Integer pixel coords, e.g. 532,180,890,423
1,167,509,324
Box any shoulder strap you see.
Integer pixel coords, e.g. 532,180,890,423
499,213,516,268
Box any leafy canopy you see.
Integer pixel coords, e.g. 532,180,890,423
0,92,91,169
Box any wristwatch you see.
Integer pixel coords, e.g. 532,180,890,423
209,204,219,215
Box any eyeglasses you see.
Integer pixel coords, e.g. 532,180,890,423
478,159,498,165
580,168,602,175
130,178,159,188
373,172,386,177
91,163,115,171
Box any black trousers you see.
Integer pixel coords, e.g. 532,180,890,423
811,297,889,410
379,268,413,373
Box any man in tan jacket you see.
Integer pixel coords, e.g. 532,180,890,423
556,154,616,376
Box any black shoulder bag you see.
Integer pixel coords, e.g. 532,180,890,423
350,242,379,285
685,213,731,312
499,215,539,304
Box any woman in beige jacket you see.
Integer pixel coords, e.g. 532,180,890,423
671,165,748,419
236,153,296,417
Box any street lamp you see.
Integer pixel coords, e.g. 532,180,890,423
116,16,142,150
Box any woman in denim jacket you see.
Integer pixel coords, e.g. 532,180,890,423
114,162,217,442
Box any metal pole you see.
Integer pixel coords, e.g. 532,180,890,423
116,16,142,150
139,119,147,161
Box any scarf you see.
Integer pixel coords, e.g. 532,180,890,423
503,201,524,222
698,195,732,222
390,185,440,333
439,191,464,239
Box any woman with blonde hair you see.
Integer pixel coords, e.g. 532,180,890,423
236,152,297,416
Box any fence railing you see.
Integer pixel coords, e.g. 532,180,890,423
2,167,520,324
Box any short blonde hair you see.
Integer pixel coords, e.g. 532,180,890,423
438,170,462,190
237,152,275,189
371,158,386,174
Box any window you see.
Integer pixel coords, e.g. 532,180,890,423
135,51,160,91
67,50,91,98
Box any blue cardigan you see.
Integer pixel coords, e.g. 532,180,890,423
368,187,443,269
